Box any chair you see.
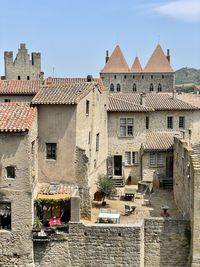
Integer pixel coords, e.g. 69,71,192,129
143,193,152,206
124,205,136,215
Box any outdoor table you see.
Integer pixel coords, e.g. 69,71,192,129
98,211,120,224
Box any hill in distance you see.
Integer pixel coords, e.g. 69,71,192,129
175,67,200,85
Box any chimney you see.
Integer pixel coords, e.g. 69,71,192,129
140,93,146,106
105,50,109,64
87,75,93,82
166,49,170,63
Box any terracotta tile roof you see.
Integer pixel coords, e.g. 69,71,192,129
45,77,105,91
0,80,41,95
101,45,130,73
170,92,200,109
0,102,37,132
143,131,180,151
32,82,100,105
111,93,199,111
108,95,153,112
144,44,174,73
130,57,143,73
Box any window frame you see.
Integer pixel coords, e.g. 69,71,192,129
46,143,57,160
110,83,114,92
116,83,121,92
124,151,139,166
179,116,185,129
119,118,134,137
6,166,15,179
149,152,164,167
167,116,173,129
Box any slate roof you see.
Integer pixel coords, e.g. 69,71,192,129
108,95,153,112
143,131,179,151
101,45,130,73
32,82,100,105
130,57,143,73
109,93,199,111
0,80,41,95
0,102,37,132
144,44,174,73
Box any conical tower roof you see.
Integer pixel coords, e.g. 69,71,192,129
101,45,130,73
130,57,143,72
144,44,174,73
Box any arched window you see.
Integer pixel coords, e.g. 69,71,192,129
149,83,154,92
110,83,114,92
116,83,121,92
133,83,137,92
158,83,162,92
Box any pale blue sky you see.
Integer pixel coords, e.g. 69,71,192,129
0,0,199,77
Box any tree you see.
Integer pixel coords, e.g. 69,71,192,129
96,175,117,204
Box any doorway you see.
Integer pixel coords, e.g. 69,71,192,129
166,156,173,178
114,155,122,176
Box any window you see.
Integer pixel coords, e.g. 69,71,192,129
146,116,149,129
96,133,99,151
0,203,11,230
46,143,57,160
119,118,133,137
125,152,138,165
133,75,135,79
149,83,154,92
27,76,30,80
142,75,144,79
133,83,137,92
151,75,153,79
162,75,165,79
167,116,173,129
158,83,162,92
18,76,21,80
179,116,185,129
116,83,121,92
124,75,126,79
6,166,15,178
150,153,164,166
114,75,117,79
110,83,114,92
4,99,11,103
86,100,90,115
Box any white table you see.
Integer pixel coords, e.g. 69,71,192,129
98,212,120,224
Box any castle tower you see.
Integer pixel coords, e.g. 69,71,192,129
4,43,43,80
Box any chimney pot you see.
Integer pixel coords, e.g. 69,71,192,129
166,49,170,63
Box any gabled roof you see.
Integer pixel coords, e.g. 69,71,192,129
45,77,105,92
101,45,130,73
130,57,143,73
0,102,37,132
0,80,41,95
109,93,199,111
32,82,100,105
143,131,179,151
144,44,174,73
108,95,153,112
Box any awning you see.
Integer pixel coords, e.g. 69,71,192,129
36,193,71,201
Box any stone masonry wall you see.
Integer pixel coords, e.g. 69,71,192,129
34,218,190,267
145,218,190,267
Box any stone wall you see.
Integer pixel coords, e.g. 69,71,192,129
144,218,190,267
4,43,41,80
100,73,174,94
34,218,190,267
0,94,34,102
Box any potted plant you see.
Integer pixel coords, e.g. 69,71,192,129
96,175,117,205
33,216,42,231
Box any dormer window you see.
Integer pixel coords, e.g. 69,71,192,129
110,83,114,92
116,84,121,92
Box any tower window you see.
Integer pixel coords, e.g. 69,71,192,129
116,84,121,92
27,76,30,80
46,143,57,160
151,75,153,79
146,117,149,129
149,83,154,92
133,83,137,92
133,75,135,79
86,100,90,115
6,166,15,179
162,75,165,79
110,83,114,92
158,84,162,92
18,76,21,80
114,75,117,79
124,75,126,79
96,133,100,151
142,75,144,79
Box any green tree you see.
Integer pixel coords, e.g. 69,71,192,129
96,175,117,204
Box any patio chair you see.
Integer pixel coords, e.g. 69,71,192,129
124,204,136,215
143,193,152,206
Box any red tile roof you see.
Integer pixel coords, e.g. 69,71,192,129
144,44,174,73
108,95,153,112
0,80,41,95
130,57,143,73
101,45,130,73
0,102,37,132
111,93,198,111
32,82,100,105
143,131,179,151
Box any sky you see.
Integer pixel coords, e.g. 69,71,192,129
0,0,200,78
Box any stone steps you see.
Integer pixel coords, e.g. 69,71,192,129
112,177,124,187
162,178,173,189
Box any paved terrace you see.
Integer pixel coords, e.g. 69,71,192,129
83,188,183,224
